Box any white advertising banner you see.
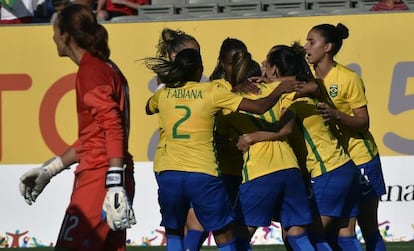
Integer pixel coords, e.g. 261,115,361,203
1,156,413,247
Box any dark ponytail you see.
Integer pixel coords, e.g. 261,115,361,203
268,42,314,82
209,38,248,81
57,4,110,61
311,23,349,56
231,50,261,86
156,28,199,60
145,48,203,88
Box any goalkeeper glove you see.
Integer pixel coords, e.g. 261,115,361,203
19,157,65,205
102,166,136,231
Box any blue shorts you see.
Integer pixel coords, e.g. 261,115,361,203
221,173,242,207
155,171,233,232
310,161,360,218
236,168,312,229
357,154,386,199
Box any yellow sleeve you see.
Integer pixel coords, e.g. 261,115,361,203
347,74,368,110
212,82,243,112
280,92,296,110
147,89,162,114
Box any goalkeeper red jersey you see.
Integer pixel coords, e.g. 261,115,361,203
72,52,133,173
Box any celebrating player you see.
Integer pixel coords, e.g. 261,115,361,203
304,23,386,251
210,37,250,209
145,48,300,251
152,27,207,251
226,45,318,251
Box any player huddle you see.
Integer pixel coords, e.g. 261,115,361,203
18,3,386,251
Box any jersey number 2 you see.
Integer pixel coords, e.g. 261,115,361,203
173,105,191,139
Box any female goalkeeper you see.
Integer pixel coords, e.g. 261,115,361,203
19,4,135,251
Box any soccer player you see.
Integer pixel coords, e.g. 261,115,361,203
210,39,261,251
155,28,200,62
18,4,136,251
210,38,251,209
237,43,363,251
145,48,299,251
150,27,207,251
226,45,317,251
304,23,386,251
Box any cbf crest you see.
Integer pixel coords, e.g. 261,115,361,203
329,84,338,98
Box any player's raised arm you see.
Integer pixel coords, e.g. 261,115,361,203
238,80,299,114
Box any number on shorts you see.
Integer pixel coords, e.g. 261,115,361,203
58,214,80,242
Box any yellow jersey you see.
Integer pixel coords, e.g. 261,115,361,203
147,81,243,176
225,82,299,182
323,63,378,165
213,79,244,176
283,93,351,178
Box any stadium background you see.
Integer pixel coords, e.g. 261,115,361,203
0,11,414,248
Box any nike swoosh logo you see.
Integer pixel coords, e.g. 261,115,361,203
114,193,120,209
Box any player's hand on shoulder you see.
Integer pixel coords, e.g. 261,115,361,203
248,76,271,84
278,79,305,94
